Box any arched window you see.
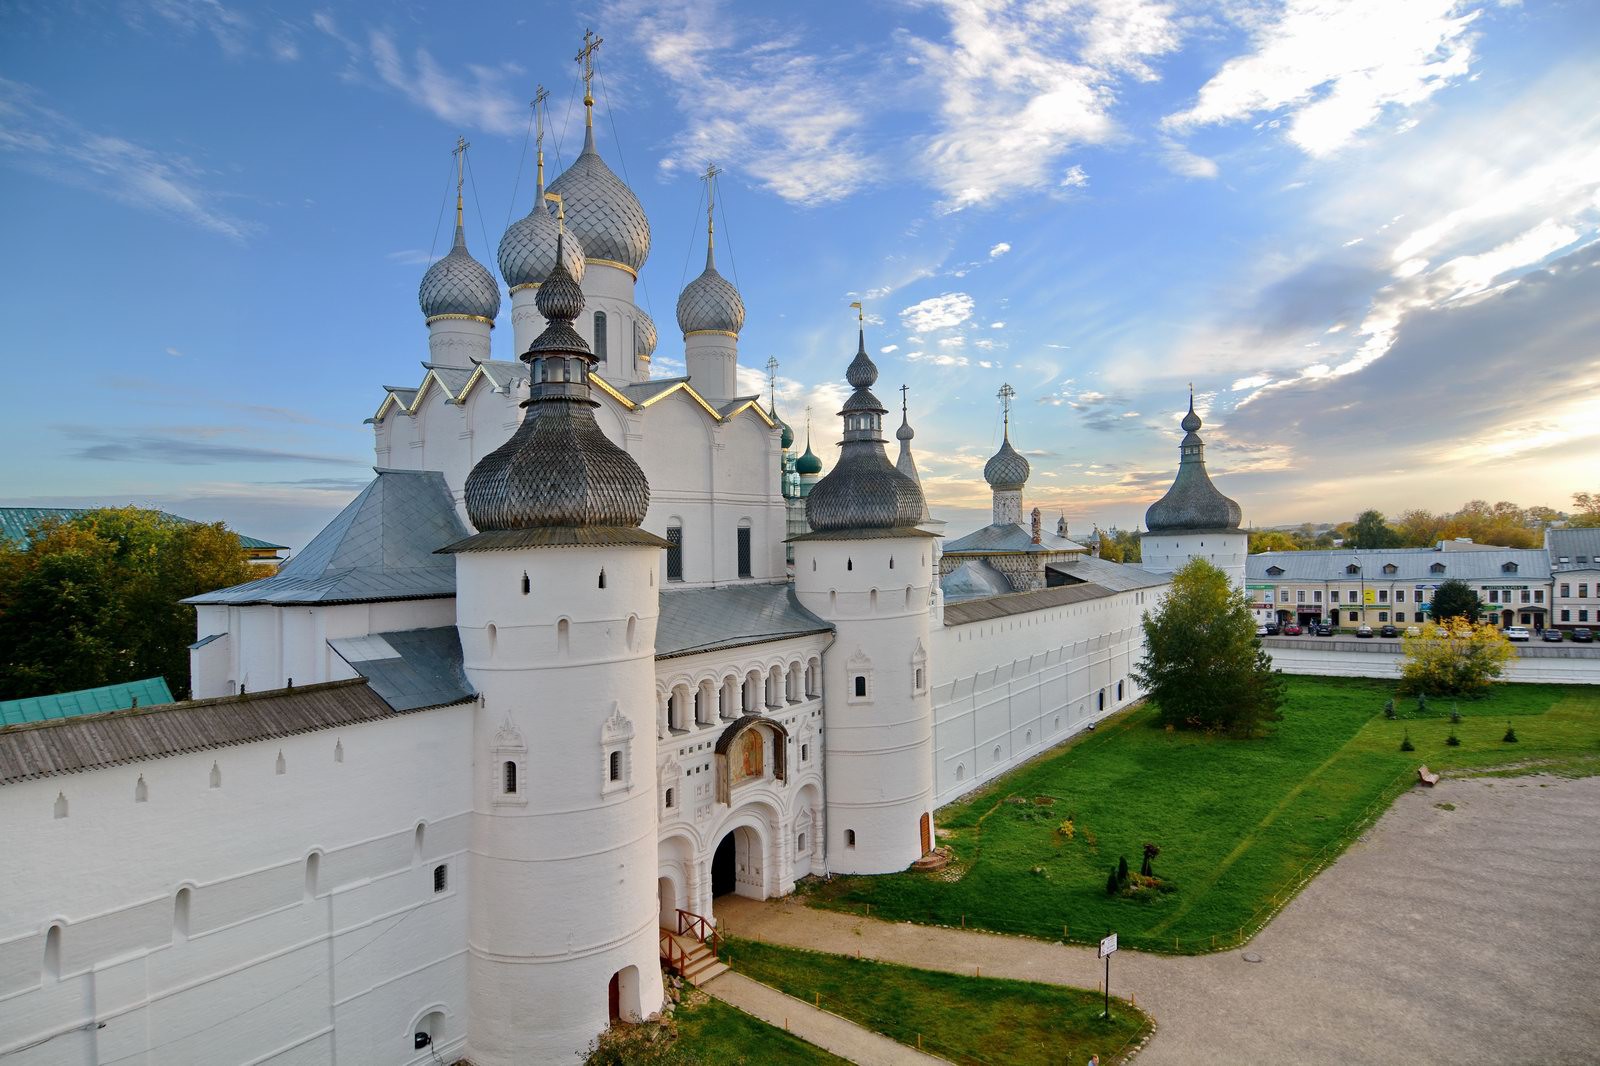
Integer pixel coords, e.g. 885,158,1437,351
305,853,320,900
208,763,221,789
43,925,61,981
598,569,606,589
844,829,857,848
433,864,449,893
956,763,966,781
486,623,498,655
664,788,675,809
53,792,68,819
594,310,608,361
175,887,191,938
847,558,853,571
414,823,426,862
854,675,867,698
521,572,531,595
503,761,518,794
609,750,622,781
135,775,148,802
557,618,570,654
276,751,286,775
665,522,684,582
993,745,1002,761
737,519,753,578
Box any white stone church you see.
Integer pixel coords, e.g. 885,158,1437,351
0,41,1247,1066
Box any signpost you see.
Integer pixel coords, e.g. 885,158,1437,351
1098,932,1118,1018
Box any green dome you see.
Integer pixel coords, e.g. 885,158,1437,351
770,403,795,449
796,439,823,475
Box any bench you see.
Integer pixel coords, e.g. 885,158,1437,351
1417,766,1440,787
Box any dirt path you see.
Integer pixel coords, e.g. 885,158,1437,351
717,775,1600,1065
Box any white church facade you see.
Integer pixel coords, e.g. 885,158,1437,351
0,39,1246,1066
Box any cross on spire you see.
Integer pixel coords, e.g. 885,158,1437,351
531,84,550,193
900,383,910,420
849,301,864,325
453,136,469,230
702,162,722,251
576,30,603,125
766,355,779,408
998,382,1016,434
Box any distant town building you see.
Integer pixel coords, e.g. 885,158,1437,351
1547,527,1600,629
0,507,286,566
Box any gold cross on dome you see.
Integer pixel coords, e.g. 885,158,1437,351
703,162,722,241
576,30,603,108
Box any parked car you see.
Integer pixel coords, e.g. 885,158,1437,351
1264,622,1280,636
1379,624,1399,638
1541,628,1564,642
1312,622,1334,636
1572,628,1594,643
1505,626,1531,642
1405,625,1421,637
1255,623,1269,637
1282,623,1303,636
1356,624,1374,638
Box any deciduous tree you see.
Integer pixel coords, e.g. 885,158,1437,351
1133,559,1285,736
1347,510,1403,549
0,508,258,701
1428,578,1481,623
1397,621,1513,697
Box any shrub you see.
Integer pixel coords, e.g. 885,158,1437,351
1116,855,1130,884
1105,867,1120,896
1446,731,1461,747
1417,691,1428,712
1397,622,1513,697
1450,705,1462,724
1400,731,1415,752
1503,724,1518,743
1383,698,1396,720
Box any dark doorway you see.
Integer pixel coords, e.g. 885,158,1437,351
608,972,620,1023
1502,610,1514,628
712,833,736,896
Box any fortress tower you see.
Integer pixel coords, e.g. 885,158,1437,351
446,232,668,1063
1140,391,1247,589
792,320,937,875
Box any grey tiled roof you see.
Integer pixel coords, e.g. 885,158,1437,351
546,126,651,273
498,194,587,289
1247,547,1553,583
1049,555,1171,591
1548,528,1600,570
655,584,832,659
983,434,1030,490
185,470,466,605
1145,401,1242,533
329,627,474,712
944,581,1129,625
676,247,745,335
941,559,1012,603
943,522,1086,555
0,680,411,786
419,224,501,321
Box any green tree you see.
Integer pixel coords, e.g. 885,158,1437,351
1347,509,1403,549
1132,559,1285,736
1397,621,1514,697
0,508,258,701
1570,491,1600,528
1248,530,1301,553
1428,578,1481,623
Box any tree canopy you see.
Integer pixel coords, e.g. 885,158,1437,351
1093,527,1142,564
0,508,259,701
1347,509,1404,549
1397,621,1513,696
1428,578,1482,623
1132,559,1285,736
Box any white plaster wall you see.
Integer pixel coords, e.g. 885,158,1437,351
509,286,541,357
0,706,473,1066
794,537,936,875
684,333,737,405
453,545,665,1065
1263,640,1600,684
426,318,491,370
929,586,1159,806
1141,531,1248,591
575,263,646,385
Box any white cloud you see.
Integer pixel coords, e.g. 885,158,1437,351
900,292,975,332
938,335,966,347
1159,137,1219,179
1163,0,1481,156
989,242,1012,258
0,79,256,241
990,321,1006,329
880,344,899,354
387,249,434,266
1060,164,1090,188
165,346,183,357
606,0,877,203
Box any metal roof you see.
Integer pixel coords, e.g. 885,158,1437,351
419,222,501,322
329,627,475,712
1144,400,1242,534
941,559,1013,603
1050,555,1171,592
1548,528,1600,570
0,507,286,551
655,584,832,659
0,677,174,727
676,243,745,335
1247,546,1553,583
944,582,1123,625
943,522,1086,555
185,470,466,605
0,679,429,786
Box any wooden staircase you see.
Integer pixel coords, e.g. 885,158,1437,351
660,928,729,985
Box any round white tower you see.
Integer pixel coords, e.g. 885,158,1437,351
546,43,653,386
419,140,500,369
1139,393,1248,589
677,166,745,404
447,232,668,1064
792,324,937,875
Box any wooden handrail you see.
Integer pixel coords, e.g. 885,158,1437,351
659,929,689,974
676,908,722,956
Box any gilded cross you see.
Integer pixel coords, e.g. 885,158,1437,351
998,382,1016,425
531,84,549,188
703,162,722,242
576,30,604,109
900,383,910,420
453,136,469,227
849,301,863,325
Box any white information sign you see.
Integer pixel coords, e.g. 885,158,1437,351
1099,933,1118,958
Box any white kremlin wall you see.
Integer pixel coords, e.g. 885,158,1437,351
928,585,1160,806
0,706,474,1066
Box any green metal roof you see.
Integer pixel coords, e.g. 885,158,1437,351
1,676,174,727
0,507,286,551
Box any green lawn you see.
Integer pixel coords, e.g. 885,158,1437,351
722,937,1150,1066
804,676,1600,953
670,993,848,1065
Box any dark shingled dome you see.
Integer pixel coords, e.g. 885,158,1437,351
1144,396,1242,533
463,234,650,532
983,433,1030,491
805,330,926,532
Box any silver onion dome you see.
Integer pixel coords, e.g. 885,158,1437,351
1144,395,1243,534
984,433,1030,491
497,196,586,290
676,244,745,335
896,411,915,442
805,329,926,532
462,233,651,532
546,124,651,275
420,222,501,322
635,308,658,361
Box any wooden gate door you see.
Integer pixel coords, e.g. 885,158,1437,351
919,812,931,854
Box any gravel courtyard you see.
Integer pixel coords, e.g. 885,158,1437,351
719,774,1600,1065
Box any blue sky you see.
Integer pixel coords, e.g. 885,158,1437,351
2,0,1597,549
